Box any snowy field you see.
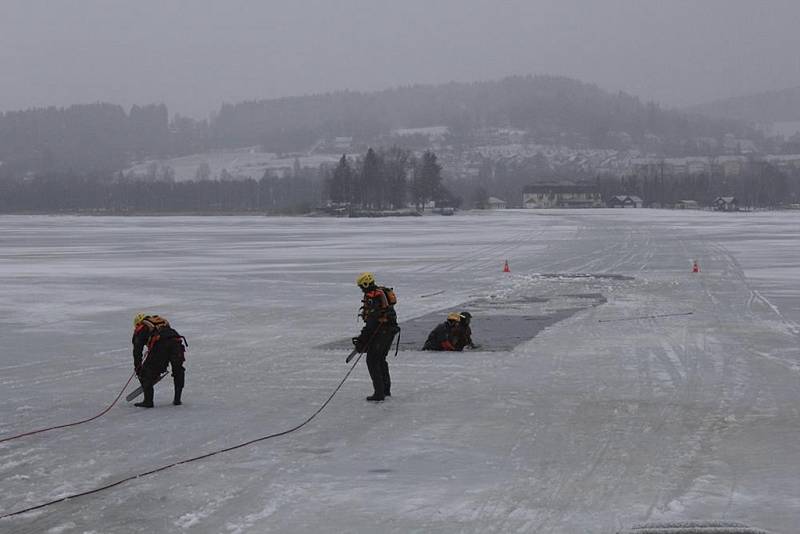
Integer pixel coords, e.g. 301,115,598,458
1,209,799,533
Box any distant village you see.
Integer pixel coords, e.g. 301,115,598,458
514,187,741,212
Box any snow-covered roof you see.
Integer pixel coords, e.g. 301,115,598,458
523,184,599,194
610,195,642,203
392,126,449,137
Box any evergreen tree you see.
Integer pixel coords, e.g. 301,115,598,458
195,161,211,181
293,156,302,178
382,146,411,209
473,185,489,209
361,147,383,209
414,150,442,210
328,154,353,204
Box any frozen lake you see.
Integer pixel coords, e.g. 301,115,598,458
1,209,799,533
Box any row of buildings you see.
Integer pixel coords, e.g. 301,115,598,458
630,154,800,178
483,186,738,211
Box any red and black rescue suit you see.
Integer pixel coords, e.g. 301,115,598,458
354,285,398,401
132,316,186,407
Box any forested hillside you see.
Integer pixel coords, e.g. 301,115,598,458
212,75,751,151
687,86,800,123
0,75,755,179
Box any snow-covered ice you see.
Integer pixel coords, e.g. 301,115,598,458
1,209,799,533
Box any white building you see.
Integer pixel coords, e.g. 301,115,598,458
607,195,643,208
487,197,507,209
523,185,603,208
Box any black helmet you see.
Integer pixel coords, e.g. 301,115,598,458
459,311,472,324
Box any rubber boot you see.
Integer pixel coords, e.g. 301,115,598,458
365,353,385,402
382,360,391,397
135,385,154,408
173,373,184,405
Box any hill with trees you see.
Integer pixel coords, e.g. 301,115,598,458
0,75,758,180
212,75,753,154
686,86,800,123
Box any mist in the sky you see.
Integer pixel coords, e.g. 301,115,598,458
1,0,799,117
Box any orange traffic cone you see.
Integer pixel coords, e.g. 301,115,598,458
503,260,511,273
692,260,700,273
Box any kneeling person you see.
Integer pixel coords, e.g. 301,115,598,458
453,311,477,350
422,312,463,351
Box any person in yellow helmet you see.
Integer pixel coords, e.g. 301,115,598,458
422,312,464,351
352,272,399,402
132,314,187,408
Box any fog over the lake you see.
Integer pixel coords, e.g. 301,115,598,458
1,0,799,117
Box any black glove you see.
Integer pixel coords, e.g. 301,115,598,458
352,337,367,353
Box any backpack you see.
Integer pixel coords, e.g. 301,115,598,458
380,286,398,306
141,315,187,351
142,315,170,332
360,287,398,326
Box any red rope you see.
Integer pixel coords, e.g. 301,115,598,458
0,371,136,445
0,354,363,520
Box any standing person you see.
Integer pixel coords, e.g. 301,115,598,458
132,313,187,408
422,312,462,351
352,272,398,402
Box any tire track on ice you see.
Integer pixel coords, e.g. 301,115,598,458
641,235,771,520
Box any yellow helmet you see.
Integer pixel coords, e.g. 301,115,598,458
356,272,376,289
447,312,461,322
133,313,147,327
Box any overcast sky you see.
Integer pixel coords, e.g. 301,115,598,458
1,0,799,118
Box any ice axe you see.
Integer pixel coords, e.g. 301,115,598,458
345,348,359,363
126,372,168,402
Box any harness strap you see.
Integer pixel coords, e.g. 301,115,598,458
146,334,161,351
393,327,401,357
147,333,188,352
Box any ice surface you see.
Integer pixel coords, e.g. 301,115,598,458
1,209,799,532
